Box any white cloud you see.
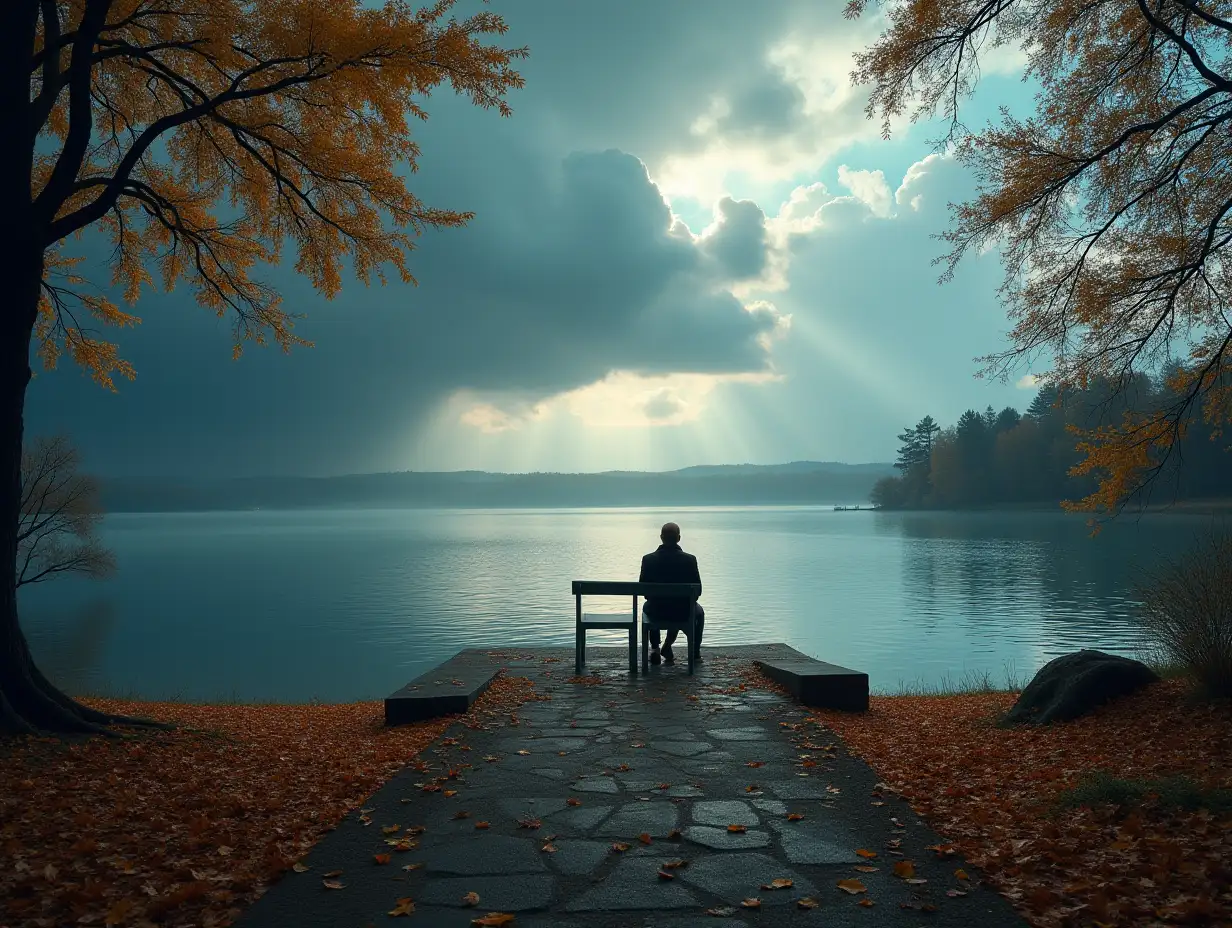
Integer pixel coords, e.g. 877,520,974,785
1015,374,1040,389
836,165,892,218
649,22,902,205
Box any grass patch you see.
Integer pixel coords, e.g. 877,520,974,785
1055,769,1232,815
876,664,1025,697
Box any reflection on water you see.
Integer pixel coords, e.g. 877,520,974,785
18,507,1228,702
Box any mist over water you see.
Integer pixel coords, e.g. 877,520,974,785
19,506,1226,703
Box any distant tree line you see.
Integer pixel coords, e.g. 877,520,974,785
871,375,1232,510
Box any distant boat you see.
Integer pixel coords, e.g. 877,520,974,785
833,505,876,511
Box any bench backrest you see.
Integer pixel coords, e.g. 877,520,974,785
571,580,701,597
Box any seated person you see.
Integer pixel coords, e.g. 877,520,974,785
639,521,704,665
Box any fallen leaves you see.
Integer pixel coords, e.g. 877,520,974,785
796,896,819,909
462,891,480,906
611,842,631,853
768,674,1232,928
388,897,416,917
836,878,867,894
855,848,878,858
740,897,761,908
786,812,804,822
892,860,915,879
373,853,391,865
759,878,793,890
638,832,652,845
0,675,544,928
470,913,515,926
726,824,747,834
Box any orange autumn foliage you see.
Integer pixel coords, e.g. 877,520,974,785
846,1,1232,516
798,679,1232,927
0,675,542,928
29,0,526,388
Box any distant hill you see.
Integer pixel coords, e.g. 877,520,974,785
99,462,896,512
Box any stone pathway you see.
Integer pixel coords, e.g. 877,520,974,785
235,647,1028,928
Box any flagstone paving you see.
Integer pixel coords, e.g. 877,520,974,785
234,646,1028,928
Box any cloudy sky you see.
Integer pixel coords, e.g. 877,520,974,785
27,0,1041,478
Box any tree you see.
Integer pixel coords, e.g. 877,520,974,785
913,415,941,457
994,406,1021,434
847,0,1232,517
1,1,525,735
894,425,924,472
18,435,114,588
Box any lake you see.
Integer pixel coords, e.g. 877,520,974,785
18,506,1228,703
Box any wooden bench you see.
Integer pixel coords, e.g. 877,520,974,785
571,580,702,676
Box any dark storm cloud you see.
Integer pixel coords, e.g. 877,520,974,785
717,70,807,140
26,124,778,476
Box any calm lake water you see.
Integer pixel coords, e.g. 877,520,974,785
18,506,1229,703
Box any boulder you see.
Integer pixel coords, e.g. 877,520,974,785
1004,649,1159,724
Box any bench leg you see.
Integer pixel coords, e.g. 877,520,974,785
628,623,637,675
575,629,583,675
686,612,696,675
641,621,649,672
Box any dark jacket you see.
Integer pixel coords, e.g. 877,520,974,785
639,542,702,622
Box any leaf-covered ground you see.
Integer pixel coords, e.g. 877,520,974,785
793,679,1232,927
0,675,543,928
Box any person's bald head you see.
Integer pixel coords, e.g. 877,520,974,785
660,522,681,544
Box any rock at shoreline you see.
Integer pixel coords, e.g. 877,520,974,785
1005,649,1159,724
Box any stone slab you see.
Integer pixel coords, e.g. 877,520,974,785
754,656,869,712
384,650,499,724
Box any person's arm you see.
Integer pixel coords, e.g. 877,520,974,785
690,555,702,599
639,554,648,583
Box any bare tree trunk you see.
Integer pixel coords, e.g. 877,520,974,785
0,11,167,736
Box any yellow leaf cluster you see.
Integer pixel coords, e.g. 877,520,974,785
30,0,525,385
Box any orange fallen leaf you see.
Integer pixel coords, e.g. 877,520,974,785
611,842,630,852
741,898,761,908
322,879,345,890
382,824,401,834
662,859,688,869
453,810,471,819
388,897,416,917
786,813,804,822
373,853,391,865
444,789,458,798
541,843,557,853
855,848,878,859
657,869,675,880
858,898,875,907
463,891,480,906
516,750,531,756
760,878,793,890
746,761,764,768
566,798,582,807
639,832,652,845
797,897,820,909
518,818,542,830
837,878,867,894
322,869,343,878
893,860,916,879
104,899,134,927
471,913,516,927
854,865,879,872
292,862,310,873
475,821,491,830
727,824,747,833
955,868,969,880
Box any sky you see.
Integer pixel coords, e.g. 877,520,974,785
26,0,1044,478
